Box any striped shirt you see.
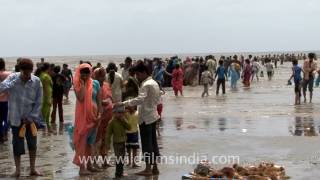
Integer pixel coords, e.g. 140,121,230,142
0,73,43,127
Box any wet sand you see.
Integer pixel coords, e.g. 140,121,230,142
1,62,320,179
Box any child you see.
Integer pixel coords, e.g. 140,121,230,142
106,105,130,178
288,59,302,105
201,66,213,97
124,104,140,168
214,60,227,95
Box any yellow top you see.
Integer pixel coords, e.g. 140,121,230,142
125,111,139,133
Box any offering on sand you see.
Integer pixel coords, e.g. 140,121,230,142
182,160,290,180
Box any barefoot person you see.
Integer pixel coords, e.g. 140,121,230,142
116,61,161,176
171,64,184,97
289,59,303,105
0,58,42,177
37,63,53,132
73,63,102,175
302,53,317,103
105,105,130,178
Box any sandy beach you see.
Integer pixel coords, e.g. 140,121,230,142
0,60,320,180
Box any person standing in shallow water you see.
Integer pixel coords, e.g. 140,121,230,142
51,66,65,125
201,66,213,97
0,58,43,177
93,68,113,168
302,53,317,103
0,58,11,143
289,59,302,105
61,64,73,102
73,63,102,175
116,62,161,176
265,58,274,81
242,59,252,87
228,62,240,89
214,60,227,95
37,63,53,133
170,64,184,97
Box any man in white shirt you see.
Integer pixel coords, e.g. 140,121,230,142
117,61,161,176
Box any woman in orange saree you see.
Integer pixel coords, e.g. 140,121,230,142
73,63,102,175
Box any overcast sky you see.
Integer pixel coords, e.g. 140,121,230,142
0,0,319,57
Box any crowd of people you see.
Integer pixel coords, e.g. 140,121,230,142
0,52,319,178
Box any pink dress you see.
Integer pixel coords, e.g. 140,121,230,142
172,68,184,92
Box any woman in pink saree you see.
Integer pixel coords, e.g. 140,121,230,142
73,63,102,175
93,68,113,168
171,64,184,97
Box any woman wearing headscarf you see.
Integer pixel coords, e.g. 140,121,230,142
73,63,102,175
93,68,113,168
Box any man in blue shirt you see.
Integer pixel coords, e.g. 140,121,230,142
214,60,227,95
0,58,43,177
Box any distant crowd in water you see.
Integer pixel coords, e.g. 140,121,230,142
0,52,319,178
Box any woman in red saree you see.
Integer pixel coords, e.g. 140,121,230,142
73,63,102,175
242,59,252,87
171,64,184,97
93,68,113,168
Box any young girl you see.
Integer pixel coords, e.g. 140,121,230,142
124,103,140,168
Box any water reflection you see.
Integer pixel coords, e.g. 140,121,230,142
218,117,227,131
290,116,318,136
174,117,183,130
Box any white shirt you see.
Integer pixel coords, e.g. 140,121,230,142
124,77,161,125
